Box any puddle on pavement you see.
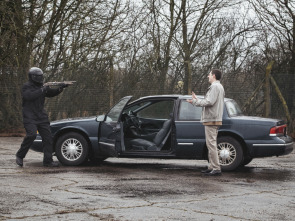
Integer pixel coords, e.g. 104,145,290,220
226,166,294,182
16,159,294,183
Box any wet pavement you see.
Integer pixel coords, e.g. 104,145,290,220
0,137,295,220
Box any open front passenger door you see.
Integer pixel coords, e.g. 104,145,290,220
98,96,132,156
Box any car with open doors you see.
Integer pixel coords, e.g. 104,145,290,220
31,95,294,171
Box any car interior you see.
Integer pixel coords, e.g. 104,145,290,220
122,99,175,152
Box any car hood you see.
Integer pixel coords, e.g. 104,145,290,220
50,116,97,126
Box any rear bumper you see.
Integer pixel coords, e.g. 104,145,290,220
250,141,293,158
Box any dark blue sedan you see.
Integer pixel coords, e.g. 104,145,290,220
31,95,293,171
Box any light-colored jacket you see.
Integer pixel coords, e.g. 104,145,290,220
192,80,225,125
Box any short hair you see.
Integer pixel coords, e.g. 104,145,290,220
211,69,222,80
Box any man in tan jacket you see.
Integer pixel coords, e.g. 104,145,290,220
187,69,225,176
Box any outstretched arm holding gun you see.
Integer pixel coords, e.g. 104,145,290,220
42,81,76,94
43,81,76,87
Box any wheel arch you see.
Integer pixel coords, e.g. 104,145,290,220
201,130,248,159
218,130,249,157
53,128,92,152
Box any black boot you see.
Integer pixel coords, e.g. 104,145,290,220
43,161,59,167
16,155,23,167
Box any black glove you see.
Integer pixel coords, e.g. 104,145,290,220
41,86,49,94
59,83,68,89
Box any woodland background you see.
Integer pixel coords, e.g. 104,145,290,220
0,0,294,137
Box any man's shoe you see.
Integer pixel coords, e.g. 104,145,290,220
201,169,212,174
16,156,23,167
43,161,59,167
204,170,222,176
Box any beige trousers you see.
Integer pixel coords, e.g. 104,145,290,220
205,125,220,171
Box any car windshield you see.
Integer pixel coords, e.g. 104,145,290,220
225,100,243,117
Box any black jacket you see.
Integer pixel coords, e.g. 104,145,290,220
22,81,63,124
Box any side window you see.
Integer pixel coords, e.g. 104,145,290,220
178,100,202,120
124,101,150,114
225,100,243,116
226,102,236,116
137,100,174,119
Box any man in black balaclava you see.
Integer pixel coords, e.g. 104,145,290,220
16,67,67,167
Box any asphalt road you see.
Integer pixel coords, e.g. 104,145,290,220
0,137,294,221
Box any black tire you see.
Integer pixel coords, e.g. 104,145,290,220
56,132,89,166
88,155,108,164
241,155,253,166
217,136,243,171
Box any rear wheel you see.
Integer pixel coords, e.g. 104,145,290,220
56,132,89,166
217,136,243,171
241,155,253,166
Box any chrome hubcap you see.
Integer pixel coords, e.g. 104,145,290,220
218,142,236,166
61,138,83,161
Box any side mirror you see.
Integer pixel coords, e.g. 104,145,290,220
96,115,105,122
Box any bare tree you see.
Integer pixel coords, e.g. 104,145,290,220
249,0,295,126
175,0,256,94
0,0,132,131
1,0,293,137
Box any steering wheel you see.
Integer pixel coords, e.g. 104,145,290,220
122,112,141,130
130,116,141,129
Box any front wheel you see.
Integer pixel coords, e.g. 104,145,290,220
217,136,243,171
88,155,108,164
56,132,89,166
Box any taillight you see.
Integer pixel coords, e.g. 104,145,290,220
269,125,286,136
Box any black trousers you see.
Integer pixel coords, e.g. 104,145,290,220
16,122,53,164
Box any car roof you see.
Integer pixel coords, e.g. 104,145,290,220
180,95,232,101
131,94,232,102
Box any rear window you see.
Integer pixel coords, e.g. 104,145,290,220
178,100,202,120
225,100,243,116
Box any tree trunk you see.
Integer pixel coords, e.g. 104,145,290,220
269,75,292,127
109,57,114,108
264,61,273,117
